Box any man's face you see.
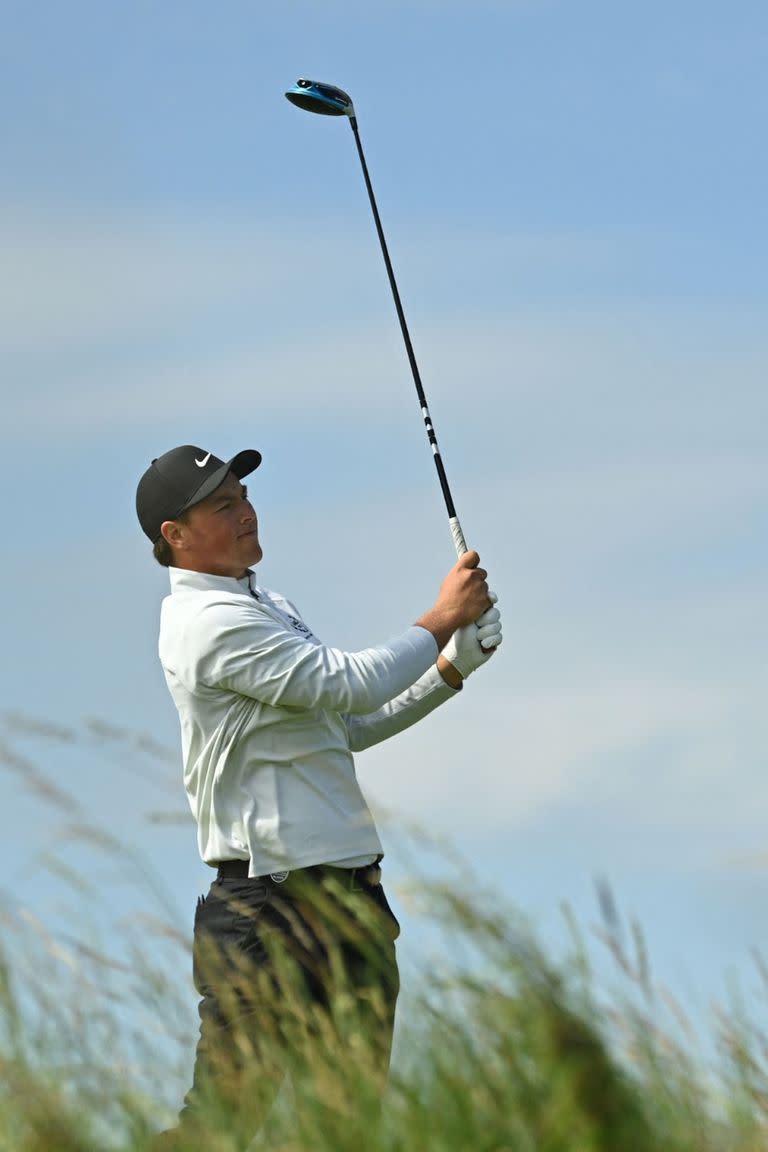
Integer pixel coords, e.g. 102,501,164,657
161,471,262,577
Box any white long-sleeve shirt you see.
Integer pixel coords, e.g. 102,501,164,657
159,567,458,876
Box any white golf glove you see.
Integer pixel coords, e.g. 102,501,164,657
441,591,502,680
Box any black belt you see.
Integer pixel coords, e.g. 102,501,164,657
216,857,383,889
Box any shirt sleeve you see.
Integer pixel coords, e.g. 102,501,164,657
176,597,439,714
343,664,460,751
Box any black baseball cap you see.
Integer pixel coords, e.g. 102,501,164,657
136,445,262,542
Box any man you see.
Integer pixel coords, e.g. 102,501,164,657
136,444,502,1149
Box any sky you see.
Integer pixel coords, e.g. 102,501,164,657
1,0,767,1076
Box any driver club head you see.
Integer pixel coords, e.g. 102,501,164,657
285,78,355,118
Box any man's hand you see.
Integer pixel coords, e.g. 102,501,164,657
415,551,492,651
441,593,502,682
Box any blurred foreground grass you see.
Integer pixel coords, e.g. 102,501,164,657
1,712,767,1151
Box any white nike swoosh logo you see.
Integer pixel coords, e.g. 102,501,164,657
195,452,212,468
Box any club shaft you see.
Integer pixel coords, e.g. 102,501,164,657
349,118,468,557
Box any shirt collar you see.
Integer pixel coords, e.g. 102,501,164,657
168,567,257,596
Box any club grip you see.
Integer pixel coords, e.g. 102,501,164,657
449,516,468,558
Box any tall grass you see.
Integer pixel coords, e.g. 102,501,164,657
1,711,767,1150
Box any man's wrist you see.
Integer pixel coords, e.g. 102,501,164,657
436,654,463,689
414,609,457,653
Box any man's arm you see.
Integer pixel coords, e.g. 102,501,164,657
344,663,460,752
176,604,438,714
167,551,492,714
344,598,503,751
412,551,490,650
436,654,464,690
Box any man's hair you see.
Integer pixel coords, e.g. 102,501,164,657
152,510,190,568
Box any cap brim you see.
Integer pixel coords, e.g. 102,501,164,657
180,449,262,514
229,449,262,479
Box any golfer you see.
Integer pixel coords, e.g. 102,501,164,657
136,444,502,1149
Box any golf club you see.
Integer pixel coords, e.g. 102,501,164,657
285,78,469,559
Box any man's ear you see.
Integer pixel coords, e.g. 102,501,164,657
160,519,188,551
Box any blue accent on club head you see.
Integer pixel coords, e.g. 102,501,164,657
285,79,355,118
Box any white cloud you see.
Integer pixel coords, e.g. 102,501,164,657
354,667,768,881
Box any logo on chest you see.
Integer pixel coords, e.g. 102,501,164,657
288,614,314,639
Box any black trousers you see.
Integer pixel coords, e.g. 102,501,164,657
151,866,400,1150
